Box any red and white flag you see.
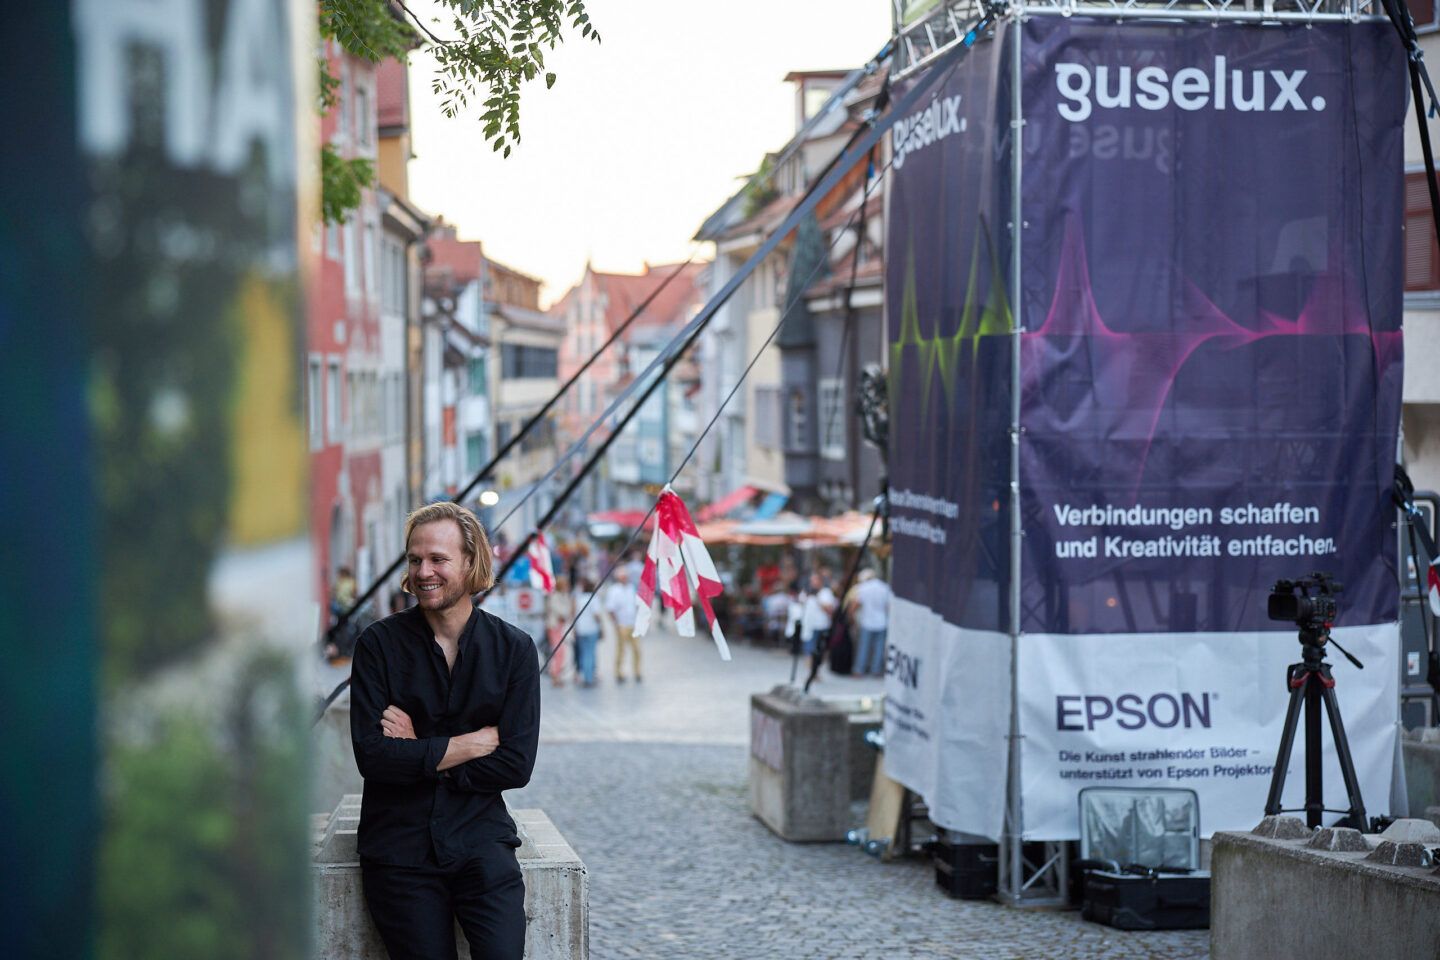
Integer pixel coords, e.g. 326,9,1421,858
635,486,731,660
528,532,555,593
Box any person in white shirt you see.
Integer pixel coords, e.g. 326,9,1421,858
572,579,602,686
604,566,642,683
800,571,837,658
849,569,892,676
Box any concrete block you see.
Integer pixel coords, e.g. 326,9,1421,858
1305,827,1368,852
1250,815,1309,840
749,686,853,842
313,795,587,959
1378,817,1440,844
1426,805,1440,831
1212,830,1440,960
1403,734,1440,819
1366,840,1435,868
845,712,882,802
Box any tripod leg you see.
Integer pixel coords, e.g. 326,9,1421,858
1305,676,1324,829
1264,674,1306,816
1320,684,1368,830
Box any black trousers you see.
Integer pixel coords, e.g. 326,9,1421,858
361,843,526,960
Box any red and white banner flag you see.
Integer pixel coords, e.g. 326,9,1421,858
528,532,555,593
635,486,731,660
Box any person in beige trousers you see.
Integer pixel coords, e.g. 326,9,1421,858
604,566,642,683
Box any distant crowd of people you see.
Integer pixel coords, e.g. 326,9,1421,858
326,539,893,685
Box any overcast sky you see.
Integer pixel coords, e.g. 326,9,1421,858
407,0,892,304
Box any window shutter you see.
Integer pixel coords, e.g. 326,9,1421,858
1406,171,1440,292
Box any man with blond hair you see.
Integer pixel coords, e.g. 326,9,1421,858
350,501,539,960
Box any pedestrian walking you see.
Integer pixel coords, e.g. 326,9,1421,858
349,501,538,960
605,566,642,683
800,571,837,658
849,568,891,676
544,576,574,688
572,578,601,687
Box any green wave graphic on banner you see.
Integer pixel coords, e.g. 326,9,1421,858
890,218,1012,425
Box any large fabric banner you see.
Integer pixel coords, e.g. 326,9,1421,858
885,18,1406,841
1016,19,1405,838
884,24,1014,840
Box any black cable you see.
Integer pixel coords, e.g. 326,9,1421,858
803,505,883,693
1381,0,1440,259
317,12,995,717
818,140,881,496
536,14,991,674
314,122,878,719
324,252,700,644
483,44,912,552
540,132,911,673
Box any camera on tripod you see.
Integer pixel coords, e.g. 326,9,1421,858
1262,569,1368,830
1267,573,1342,632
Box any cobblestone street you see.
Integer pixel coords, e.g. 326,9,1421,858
507,629,1210,959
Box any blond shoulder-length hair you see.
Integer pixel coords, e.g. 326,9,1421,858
401,502,495,595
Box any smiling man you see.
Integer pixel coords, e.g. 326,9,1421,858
349,501,540,960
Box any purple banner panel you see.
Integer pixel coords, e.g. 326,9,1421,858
1018,19,1405,635
886,26,1014,632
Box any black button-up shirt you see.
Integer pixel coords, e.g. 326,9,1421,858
350,603,540,867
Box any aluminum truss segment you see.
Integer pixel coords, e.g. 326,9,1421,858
1019,0,1379,22
893,0,991,82
893,0,1383,80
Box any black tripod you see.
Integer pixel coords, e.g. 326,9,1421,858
1263,623,1367,830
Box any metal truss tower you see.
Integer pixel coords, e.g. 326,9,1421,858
886,0,1390,909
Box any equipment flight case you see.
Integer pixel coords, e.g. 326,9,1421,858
1073,787,1210,930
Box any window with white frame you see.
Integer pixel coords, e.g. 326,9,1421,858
326,359,342,445
308,357,323,450
355,81,371,149
382,237,406,315
784,386,810,452
753,386,781,449
817,378,846,460
343,218,359,297
337,61,351,145
345,369,357,439
364,215,378,303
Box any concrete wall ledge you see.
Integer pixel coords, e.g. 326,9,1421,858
1212,824,1440,960
313,795,587,960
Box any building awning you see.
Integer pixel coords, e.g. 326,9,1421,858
586,509,655,539
751,492,789,520
697,485,757,522
695,510,875,548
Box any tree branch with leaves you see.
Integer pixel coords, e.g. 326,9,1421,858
318,0,599,224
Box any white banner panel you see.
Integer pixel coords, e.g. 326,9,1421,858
1017,624,1399,839
883,596,1010,840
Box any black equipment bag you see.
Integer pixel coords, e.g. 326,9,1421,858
829,625,855,675
1074,787,1210,931
1079,867,1210,930
933,841,999,900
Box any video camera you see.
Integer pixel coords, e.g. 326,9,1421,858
1267,572,1341,632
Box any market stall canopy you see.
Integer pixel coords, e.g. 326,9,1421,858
752,492,790,520
697,485,758,521
586,509,655,540
695,511,876,547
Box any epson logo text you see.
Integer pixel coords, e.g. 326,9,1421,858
1054,57,1326,123
1056,692,1214,731
892,95,965,169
